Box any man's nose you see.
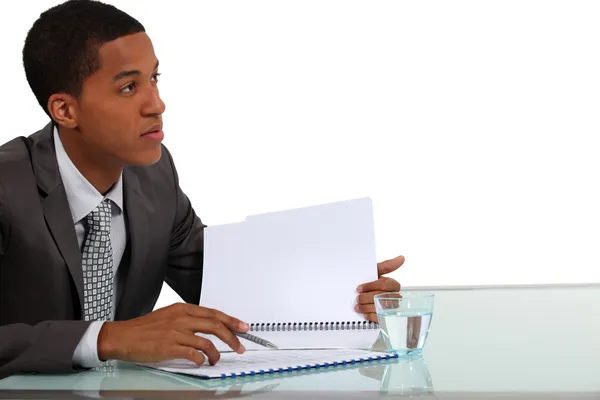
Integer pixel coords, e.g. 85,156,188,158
142,87,166,117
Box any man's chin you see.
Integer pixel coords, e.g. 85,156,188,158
125,147,163,167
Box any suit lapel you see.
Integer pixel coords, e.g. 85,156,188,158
30,123,84,312
115,168,150,320
30,123,154,320
42,190,85,309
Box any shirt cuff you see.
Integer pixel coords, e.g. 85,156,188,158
72,321,106,369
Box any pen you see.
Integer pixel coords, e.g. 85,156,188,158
233,331,279,350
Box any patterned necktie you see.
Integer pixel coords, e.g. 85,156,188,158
81,199,114,322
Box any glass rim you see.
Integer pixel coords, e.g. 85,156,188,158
373,291,435,300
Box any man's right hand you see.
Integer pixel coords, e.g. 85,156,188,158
97,303,248,366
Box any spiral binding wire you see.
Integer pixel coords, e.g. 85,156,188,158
219,353,398,379
248,320,378,332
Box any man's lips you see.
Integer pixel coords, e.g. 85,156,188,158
141,127,164,141
141,124,162,135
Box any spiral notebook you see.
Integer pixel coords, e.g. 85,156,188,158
198,197,381,351
143,350,396,387
140,349,398,380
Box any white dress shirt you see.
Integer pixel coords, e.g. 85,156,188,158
53,127,127,368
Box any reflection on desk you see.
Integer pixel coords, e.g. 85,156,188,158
0,354,434,396
0,284,599,399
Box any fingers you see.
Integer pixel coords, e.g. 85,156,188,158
174,332,221,365
383,278,401,292
357,277,401,293
355,303,379,323
179,316,245,354
165,304,249,354
364,313,378,323
181,303,249,333
377,255,405,277
355,303,375,315
357,291,384,305
174,345,207,366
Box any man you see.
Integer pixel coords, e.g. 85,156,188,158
0,0,404,379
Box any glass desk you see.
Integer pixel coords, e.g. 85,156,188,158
1,284,598,399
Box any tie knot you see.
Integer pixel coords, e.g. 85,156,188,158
86,199,112,232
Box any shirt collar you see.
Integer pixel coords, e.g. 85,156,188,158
53,126,124,224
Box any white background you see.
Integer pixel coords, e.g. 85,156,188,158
1,1,599,307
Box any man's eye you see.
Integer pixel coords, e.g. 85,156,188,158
151,72,161,82
121,82,136,93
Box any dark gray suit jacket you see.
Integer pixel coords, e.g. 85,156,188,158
0,122,205,379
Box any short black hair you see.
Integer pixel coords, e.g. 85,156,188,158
22,0,145,118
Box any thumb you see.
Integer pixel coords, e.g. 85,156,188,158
377,255,405,277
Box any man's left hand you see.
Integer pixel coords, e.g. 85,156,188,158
354,255,404,322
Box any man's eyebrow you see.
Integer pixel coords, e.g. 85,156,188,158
111,60,160,82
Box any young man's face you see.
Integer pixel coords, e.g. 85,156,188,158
73,32,166,166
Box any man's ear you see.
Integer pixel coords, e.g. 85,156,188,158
47,93,79,129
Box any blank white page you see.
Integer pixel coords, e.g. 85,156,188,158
239,197,377,323
200,222,250,317
231,329,380,352
198,197,379,351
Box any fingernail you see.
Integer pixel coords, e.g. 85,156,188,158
354,304,359,312
238,344,246,354
240,322,249,331
356,285,363,293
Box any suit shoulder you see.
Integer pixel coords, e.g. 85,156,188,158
0,121,55,167
0,136,31,160
0,136,34,178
